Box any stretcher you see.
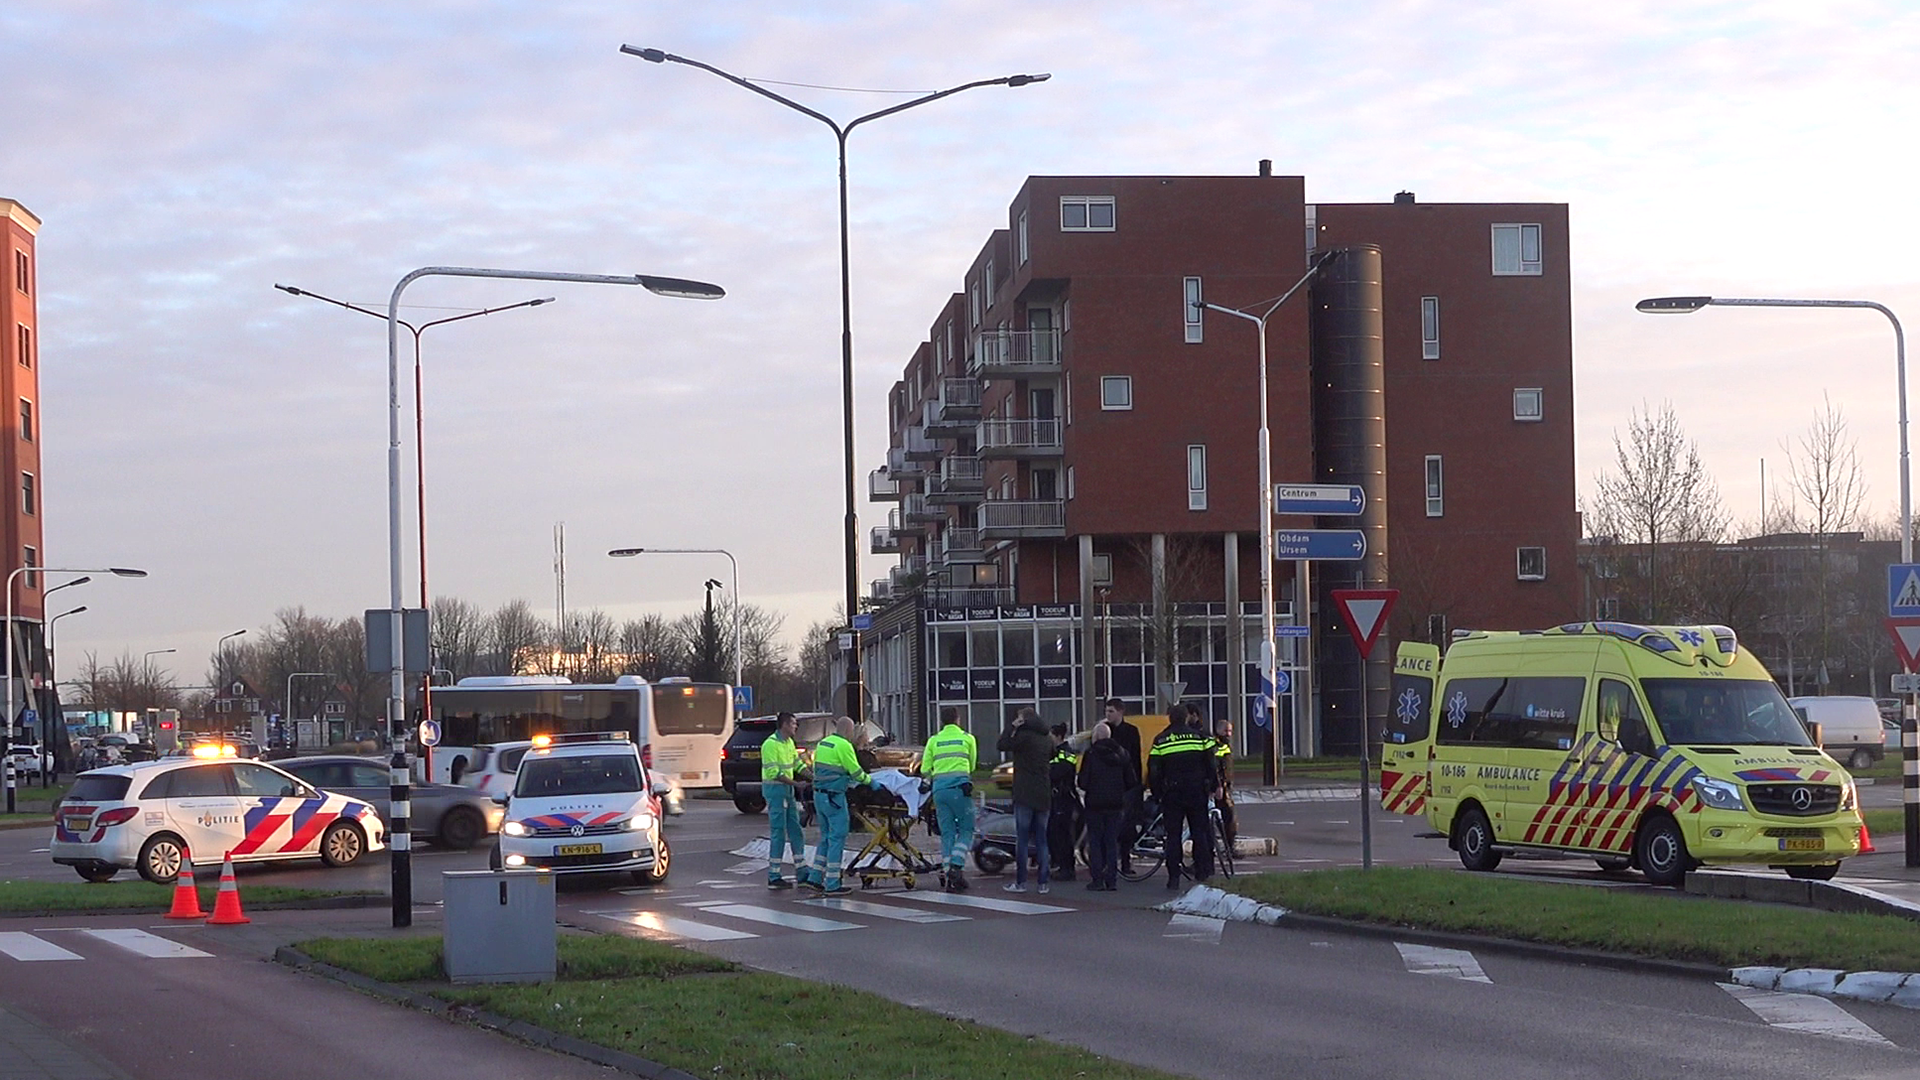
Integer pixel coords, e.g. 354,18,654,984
844,773,940,890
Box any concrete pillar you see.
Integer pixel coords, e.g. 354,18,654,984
1079,533,1098,728
1224,532,1244,750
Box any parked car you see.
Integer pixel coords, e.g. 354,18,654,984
721,714,920,814
276,755,501,849
1877,698,1903,725
5,744,50,779
1788,695,1886,770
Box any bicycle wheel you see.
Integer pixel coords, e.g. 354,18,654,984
1120,815,1165,882
1211,810,1235,878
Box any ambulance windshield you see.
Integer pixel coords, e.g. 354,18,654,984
1640,679,1812,747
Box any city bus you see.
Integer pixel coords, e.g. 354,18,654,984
428,675,734,792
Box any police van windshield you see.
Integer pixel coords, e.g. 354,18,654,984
514,754,643,798
1641,679,1812,747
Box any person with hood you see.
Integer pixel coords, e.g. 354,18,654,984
1077,721,1138,890
996,706,1054,893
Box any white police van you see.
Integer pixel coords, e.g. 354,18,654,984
51,754,387,883
491,732,670,884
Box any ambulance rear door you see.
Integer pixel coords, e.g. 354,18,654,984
1383,642,1440,815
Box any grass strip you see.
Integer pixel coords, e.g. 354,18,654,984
1863,808,1903,838
0,878,360,913
300,934,1182,1080
1234,867,1920,971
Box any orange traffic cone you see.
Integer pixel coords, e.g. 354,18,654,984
205,851,250,925
164,848,205,920
1859,823,1877,855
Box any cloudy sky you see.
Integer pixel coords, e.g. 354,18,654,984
4,1,1916,684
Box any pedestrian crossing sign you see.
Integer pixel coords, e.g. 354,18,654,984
1891,564,1920,617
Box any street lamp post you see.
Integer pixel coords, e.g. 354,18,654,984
215,629,247,696
1638,293,1912,861
623,45,1049,723
4,566,145,811
378,266,723,928
1202,254,1332,785
608,548,742,692
41,605,84,783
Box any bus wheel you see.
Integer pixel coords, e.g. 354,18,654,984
1454,806,1502,872
1635,814,1691,888
1785,863,1840,881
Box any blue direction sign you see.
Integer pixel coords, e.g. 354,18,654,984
1891,564,1920,617
1275,484,1366,516
732,685,755,713
850,613,873,632
1273,529,1367,560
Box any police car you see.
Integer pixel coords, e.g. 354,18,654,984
490,732,670,884
50,752,387,884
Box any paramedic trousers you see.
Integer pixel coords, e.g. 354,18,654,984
766,783,803,882
810,788,850,887
931,776,974,871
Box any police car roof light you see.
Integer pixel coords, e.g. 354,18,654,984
537,731,632,746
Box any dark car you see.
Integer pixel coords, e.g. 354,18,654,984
722,713,922,814
276,755,501,849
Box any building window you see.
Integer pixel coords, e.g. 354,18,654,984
969,281,982,328
21,546,35,589
15,325,28,369
1100,376,1132,411
13,251,26,295
20,472,34,516
1492,223,1543,275
1424,455,1443,517
1066,465,1075,500
1513,387,1544,421
1033,468,1058,501
1187,445,1207,511
18,399,30,443
1017,210,1029,264
1595,596,1620,620
1517,546,1547,581
984,259,995,309
1090,552,1113,587
1420,296,1441,360
1183,277,1204,344
1060,195,1116,232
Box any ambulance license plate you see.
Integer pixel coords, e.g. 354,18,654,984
1779,838,1825,851
556,843,602,856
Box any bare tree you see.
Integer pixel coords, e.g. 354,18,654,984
431,596,486,681
1783,395,1869,686
485,599,548,675
1590,401,1729,621
617,614,684,680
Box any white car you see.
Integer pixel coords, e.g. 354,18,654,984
6,744,49,779
460,740,535,803
50,757,387,884
491,733,670,884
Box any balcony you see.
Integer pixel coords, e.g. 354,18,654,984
977,417,1063,459
971,328,1062,378
902,424,941,461
978,499,1066,538
887,505,927,537
925,585,1016,608
869,526,901,554
887,445,928,479
923,378,984,435
902,492,942,523
926,455,986,504
869,578,895,603
889,555,927,591
868,467,902,501
937,526,986,563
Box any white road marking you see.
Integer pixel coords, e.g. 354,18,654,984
1719,983,1891,1045
889,891,1073,916
29,847,49,853
1164,914,1224,944
0,932,81,961
82,929,211,959
587,910,758,941
723,860,763,876
1394,942,1491,983
799,897,969,923
699,903,861,932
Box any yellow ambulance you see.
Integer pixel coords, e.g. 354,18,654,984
1379,622,1863,887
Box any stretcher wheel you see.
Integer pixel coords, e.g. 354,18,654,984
903,876,916,890
860,877,874,889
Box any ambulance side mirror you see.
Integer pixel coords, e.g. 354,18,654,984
1618,715,1656,758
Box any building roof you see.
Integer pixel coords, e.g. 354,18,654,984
0,199,42,235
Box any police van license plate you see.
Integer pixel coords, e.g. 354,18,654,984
556,843,602,856
61,815,91,832
1779,838,1825,851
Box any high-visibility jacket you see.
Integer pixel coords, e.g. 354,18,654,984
761,732,800,785
811,733,870,793
1147,729,1218,799
923,724,977,778
1212,736,1234,793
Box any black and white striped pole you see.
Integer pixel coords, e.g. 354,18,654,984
390,746,411,925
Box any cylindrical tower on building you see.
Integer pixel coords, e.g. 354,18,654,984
1309,245,1388,756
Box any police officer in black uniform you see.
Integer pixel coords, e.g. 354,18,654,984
1147,704,1219,888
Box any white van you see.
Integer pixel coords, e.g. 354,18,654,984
1788,696,1885,770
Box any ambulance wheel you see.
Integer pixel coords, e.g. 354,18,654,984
319,821,366,868
137,834,186,884
1594,857,1632,873
75,863,118,883
1635,814,1691,888
1454,806,1501,872
1786,863,1841,881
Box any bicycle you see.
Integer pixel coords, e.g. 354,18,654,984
1118,801,1235,882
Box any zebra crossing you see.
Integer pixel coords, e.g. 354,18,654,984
0,927,210,962
585,885,1075,943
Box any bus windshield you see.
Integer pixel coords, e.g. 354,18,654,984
1640,678,1812,747
652,684,730,735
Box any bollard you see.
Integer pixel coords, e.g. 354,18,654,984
4,755,13,814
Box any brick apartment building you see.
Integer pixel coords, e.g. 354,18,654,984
1,198,51,744
860,168,1579,756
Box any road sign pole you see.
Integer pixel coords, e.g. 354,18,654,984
1332,589,1399,873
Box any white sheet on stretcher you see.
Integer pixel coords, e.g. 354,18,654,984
868,768,925,816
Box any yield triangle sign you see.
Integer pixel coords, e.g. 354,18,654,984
1332,588,1400,660
1888,618,1920,672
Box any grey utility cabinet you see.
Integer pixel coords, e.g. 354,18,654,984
442,869,556,983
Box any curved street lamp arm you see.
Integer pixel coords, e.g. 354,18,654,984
845,74,1044,136
622,46,843,136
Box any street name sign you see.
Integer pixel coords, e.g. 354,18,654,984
1274,625,1311,639
1275,484,1366,516
1273,530,1367,560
